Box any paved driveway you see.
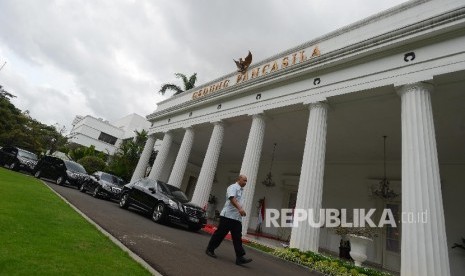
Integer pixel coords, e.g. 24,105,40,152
43,181,318,276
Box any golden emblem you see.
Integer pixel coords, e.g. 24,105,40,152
234,51,252,73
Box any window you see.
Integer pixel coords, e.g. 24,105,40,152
98,132,118,145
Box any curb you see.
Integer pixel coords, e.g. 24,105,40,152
42,181,162,276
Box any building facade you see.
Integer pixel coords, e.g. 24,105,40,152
132,0,465,274
68,113,151,155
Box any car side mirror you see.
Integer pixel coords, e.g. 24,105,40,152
148,187,156,194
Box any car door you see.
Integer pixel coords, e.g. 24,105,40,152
39,156,53,177
51,159,65,180
130,179,152,211
2,147,17,166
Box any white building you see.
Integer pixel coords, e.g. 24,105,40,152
132,0,465,275
68,113,151,155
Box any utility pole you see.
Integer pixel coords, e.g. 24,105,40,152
0,61,6,72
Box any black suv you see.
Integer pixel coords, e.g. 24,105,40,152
0,146,38,173
80,171,125,200
119,178,207,231
34,156,89,189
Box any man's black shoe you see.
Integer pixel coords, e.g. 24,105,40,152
205,249,217,258
236,256,252,265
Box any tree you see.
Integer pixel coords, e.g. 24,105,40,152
78,156,107,174
69,145,106,162
159,73,197,96
0,84,67,154
0,85,16,100
107,130,148,182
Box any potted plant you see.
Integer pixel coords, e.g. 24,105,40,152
335,226,378,266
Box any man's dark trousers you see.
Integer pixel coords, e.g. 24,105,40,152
207,216,245,257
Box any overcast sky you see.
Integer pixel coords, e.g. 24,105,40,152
0,0,407,131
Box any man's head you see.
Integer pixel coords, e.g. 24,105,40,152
237,174,248,187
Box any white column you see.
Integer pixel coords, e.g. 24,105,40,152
148,131,173,181
168,127,195,188
290,102,328,252
191,122,224,207
130,134,156,183
240,114,266,234
397,82,450,276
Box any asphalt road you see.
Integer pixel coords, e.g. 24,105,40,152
43,180,318,276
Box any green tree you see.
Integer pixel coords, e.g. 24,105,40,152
0,85,67,154
78,156,107,174
69,145,106,162
107,130,148,182
159,73,197,96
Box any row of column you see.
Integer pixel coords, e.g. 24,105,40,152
131,82,450,275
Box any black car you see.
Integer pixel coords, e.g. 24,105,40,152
80,171,125,199
33,156,89,189
0,146,38,173
119,178,207,231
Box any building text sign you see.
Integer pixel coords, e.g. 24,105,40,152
192,45,320,100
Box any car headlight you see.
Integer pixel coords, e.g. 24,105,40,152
66,170,76,178
168,199,178,209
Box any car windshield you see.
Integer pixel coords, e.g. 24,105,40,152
18,150,38,160
64,161,87,173
162,183,189,203
101,173,125,186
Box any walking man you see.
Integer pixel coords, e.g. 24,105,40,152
206,174,253,265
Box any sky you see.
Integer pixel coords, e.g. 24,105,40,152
0,0,407,132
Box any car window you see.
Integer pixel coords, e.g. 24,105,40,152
160,182,189,203
64,160,87,173
157,182,170,194
101,173,125,186
3,147,16,154
135,178,155,189
17,149,38,160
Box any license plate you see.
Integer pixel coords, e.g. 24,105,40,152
189,217,199,223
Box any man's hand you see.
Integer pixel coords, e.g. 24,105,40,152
230,197,246,217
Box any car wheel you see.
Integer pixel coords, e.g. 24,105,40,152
10,162,18,171
56,176,65,186
34,170,41,179
119,193,129,209
92,186,100,198
79,183,86,193
152,203,167,223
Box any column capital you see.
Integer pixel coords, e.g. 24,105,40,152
210,120,224,127
250,113,266,120
395,81,434,97
307,101,329,110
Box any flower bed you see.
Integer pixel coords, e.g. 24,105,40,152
272,248,392,276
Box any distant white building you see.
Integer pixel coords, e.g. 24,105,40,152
68,113,151,155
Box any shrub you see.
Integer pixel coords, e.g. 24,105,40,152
78,156,107,174
271,248,391,276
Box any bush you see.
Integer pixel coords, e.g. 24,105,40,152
271,248,391,276
78,156,107,174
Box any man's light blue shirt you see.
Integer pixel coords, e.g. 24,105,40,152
220,182,243,222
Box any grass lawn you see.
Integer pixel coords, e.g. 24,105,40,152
0,168,152,275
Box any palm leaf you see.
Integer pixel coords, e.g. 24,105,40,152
159,83,183,95
186,73,197,91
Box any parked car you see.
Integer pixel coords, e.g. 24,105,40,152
0,146,38,173
33,156,90,189
119,178,207,231
80,171,125,199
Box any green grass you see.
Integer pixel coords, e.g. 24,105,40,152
0,168,152,276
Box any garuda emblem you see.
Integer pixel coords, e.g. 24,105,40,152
234,51,252,73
